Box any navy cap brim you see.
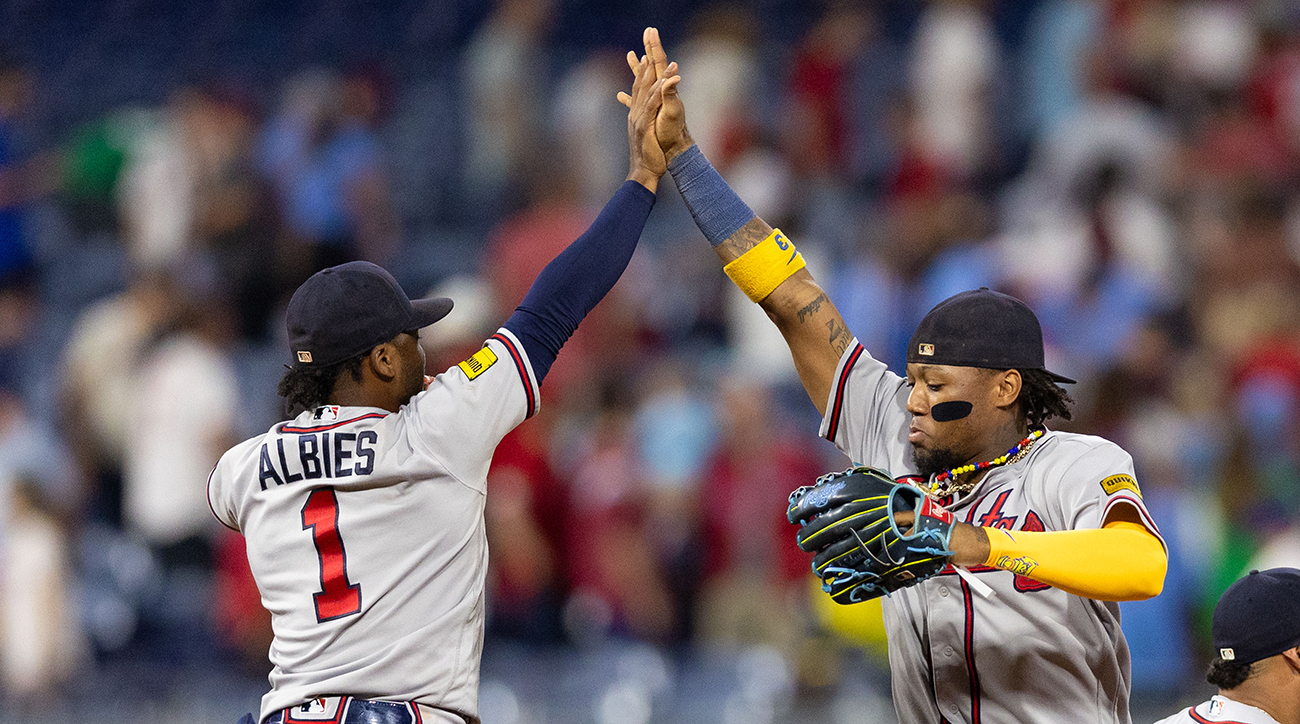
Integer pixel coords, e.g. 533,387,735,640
411,296,454,328
1046,370,1076,385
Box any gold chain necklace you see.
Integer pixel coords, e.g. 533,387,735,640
926,429,1044,498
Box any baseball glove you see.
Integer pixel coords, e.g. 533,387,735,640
787,466,956,604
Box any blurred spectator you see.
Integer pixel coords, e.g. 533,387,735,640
560,376,675,645
59,110,135,240
632,360,718,642
553,51,634,208
185,86,282,342
0,387,81,526
122,292,238,566
783,5,874,181
674,5,760,168
696,377,821,654
0,48,43,292
117,89,204,271
1021,0,1104,136
0,479,87,705
908,0,1001,180
59,269,183,526
461,0,556,219
260,68,400,274
485,428,569,643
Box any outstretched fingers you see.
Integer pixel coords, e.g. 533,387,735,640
616,53,650,108
643,27,669,81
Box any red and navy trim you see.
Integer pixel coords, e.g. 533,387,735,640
960,577,982,724
961,500,983,723
283,413,388,434
492,331,539,419
206,464,239,532
823,342,865,442
1103,494,1166,551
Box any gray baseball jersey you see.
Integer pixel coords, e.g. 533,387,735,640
820,340,1164,724
1153,695,1283,724
208,328,539,723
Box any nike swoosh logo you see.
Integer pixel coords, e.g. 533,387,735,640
788,249,798,264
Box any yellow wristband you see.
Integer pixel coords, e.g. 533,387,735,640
722,228,806,302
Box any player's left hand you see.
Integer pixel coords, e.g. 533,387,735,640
621,51,671,191
788,467,957,604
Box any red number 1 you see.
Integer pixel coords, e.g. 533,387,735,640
301,488,362,621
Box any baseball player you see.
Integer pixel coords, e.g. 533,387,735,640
210,55,678,724
625,28,1168,724
1153,568,1300,724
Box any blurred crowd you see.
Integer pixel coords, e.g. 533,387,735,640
1,0,1300,720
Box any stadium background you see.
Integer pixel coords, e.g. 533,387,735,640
0,0,1298,721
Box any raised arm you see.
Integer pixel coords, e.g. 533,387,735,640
623,28,852,415
503,55,671,383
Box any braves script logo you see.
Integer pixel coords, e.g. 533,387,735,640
809,480,846,508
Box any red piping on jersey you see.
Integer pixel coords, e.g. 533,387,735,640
492,332,537,419
960,574,983,723
205,464,238,532
963,496,984,724
410,702,423,723
824,343,865,442
283,413,388,434
1105,494,1165,537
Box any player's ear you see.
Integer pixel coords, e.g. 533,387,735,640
1283,646,1300,673
368,341,400,381
993,369,1021,409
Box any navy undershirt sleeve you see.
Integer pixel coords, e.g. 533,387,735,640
504,180,655,383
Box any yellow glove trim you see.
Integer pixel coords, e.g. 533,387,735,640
722,228,806,302
983,520,1166,601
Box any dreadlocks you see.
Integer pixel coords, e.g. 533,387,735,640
277,353,367,418
1017,368,1074,428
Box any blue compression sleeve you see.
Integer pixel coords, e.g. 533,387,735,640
504,180,655,383
667,144,755,246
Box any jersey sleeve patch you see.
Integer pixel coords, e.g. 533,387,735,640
1099,473,1141,498
457,346,498,380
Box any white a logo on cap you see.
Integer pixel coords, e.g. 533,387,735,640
297,351,313,363
918,343,935,356
1220,648,1235,660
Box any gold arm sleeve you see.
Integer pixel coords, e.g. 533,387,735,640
982,521,1167,601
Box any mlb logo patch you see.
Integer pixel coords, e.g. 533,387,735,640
1209,699,1224,716
297,351,313,363
285,696,345,722
918,343,935,356
314,405,341,421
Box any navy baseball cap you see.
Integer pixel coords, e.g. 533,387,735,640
1212,568,1300,665
287,261,453,368
906,288,1075,384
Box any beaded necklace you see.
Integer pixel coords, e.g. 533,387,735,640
927,428,1045,497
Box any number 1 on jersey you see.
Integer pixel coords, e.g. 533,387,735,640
301,488,362,621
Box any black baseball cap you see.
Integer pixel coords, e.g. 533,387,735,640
906,288,1075,384
287,261,453,368
1212,568,1300,665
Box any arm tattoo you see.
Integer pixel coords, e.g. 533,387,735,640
826,318,852,356
797,292,828,323
715,219,771,262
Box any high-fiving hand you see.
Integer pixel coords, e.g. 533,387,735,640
623,47,671,192
618,27,692,166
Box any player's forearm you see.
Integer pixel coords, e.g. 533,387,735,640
504,180,655,382
982,521,1167,601
669,145,850,413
